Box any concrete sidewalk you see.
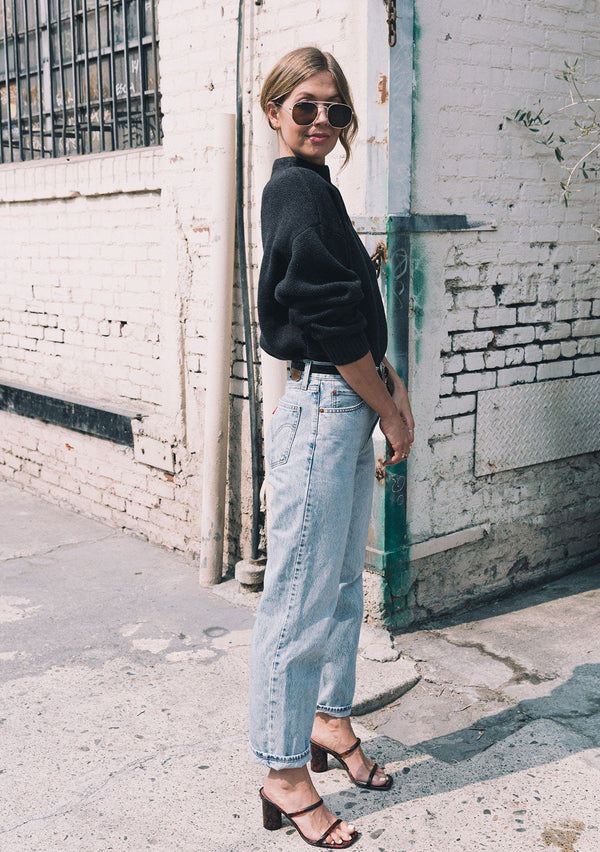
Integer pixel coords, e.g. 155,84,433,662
0,480,598,851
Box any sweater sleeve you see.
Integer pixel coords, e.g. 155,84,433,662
274,223,370,364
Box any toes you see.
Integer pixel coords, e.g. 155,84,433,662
371,767,389,786
327,823,355,845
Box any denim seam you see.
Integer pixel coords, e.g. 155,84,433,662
265,387,319,757
315,703,353,713
358,410,379,455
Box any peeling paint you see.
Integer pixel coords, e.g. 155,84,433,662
411,238,427,365
377,73,389,105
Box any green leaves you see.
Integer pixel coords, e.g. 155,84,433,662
507,57,598,219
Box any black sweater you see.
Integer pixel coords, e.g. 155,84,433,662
257,156,388,366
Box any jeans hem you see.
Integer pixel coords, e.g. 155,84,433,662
249,743,311,769
315,703,353,717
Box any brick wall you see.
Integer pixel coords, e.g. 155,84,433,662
0,0,375,570
401,0,600,623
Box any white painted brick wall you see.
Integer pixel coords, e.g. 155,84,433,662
406,0,600,619
0,0,375,575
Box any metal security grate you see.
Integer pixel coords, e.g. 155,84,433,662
475,375,600,476
0,0,161,162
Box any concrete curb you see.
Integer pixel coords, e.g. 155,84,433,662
353,655,420,715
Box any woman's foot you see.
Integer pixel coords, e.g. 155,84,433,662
262,765,356,846
311,712,390,787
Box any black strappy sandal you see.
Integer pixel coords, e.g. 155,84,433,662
310,736,393,790
259,787,359,848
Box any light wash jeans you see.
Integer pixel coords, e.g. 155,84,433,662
249,362,379,769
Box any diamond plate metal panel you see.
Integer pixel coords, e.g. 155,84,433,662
475,375,600,476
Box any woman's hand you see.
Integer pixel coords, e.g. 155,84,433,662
378,407,412,466
383,358,415,455
334,353,415,466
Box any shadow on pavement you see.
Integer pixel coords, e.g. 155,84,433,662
317,663,599,820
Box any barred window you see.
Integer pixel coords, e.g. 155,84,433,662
0,0,162,163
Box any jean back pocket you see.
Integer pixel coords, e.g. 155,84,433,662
268,401,301,468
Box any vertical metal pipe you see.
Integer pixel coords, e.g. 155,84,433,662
199,113,237,586
388,2,413,219
382,0,415,624
235,0,262,562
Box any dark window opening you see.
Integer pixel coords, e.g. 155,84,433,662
0,0,162,163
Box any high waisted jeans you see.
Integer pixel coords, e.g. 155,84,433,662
249,363,379,769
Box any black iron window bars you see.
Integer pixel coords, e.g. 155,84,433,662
0,0,161,162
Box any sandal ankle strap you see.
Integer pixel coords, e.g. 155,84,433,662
338,737,361,759
288,796,324,818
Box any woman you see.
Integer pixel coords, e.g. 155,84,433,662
249,47,414,848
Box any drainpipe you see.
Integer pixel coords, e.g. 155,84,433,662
381,0,414,615
235,0,264,564
362,0,415,625
198,113,237,586
234,75,284,590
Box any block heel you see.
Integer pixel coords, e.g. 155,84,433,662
262,795,283,830
310,741,329,772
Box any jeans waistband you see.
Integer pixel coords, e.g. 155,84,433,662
289,359,385,385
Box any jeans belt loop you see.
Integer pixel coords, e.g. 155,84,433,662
301,360,312,390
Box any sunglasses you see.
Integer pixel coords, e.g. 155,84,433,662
281,100,353,129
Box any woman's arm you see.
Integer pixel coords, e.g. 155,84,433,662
335,354,414,466
382,356,415,445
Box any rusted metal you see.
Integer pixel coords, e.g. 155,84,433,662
386,0,397,47
370,240,387,277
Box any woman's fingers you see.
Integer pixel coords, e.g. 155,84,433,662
380,410,412,465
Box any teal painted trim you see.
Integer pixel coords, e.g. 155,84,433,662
385,224,410,385
365,545,410,575
352,215,496,234
391,214,491,232
377,0,416,628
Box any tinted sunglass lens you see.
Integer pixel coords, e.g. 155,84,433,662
328,103,352,128
291,102,318,125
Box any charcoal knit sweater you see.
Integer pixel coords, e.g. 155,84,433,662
257,156,388,366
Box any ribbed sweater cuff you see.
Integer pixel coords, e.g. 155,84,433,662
321,332,371,366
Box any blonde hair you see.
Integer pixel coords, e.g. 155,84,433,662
260,47,358,167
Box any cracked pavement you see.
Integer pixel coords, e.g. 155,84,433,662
0,479,599,851
363,566,600,849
